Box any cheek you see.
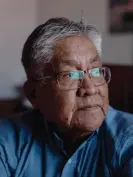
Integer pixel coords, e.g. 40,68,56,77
98,83,108,99
35,88,48,109
98,84,109,112
35,84,55,110
55,90,76,119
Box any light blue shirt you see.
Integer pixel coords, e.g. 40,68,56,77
0,107,133,177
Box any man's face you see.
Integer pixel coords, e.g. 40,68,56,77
34,36,109,133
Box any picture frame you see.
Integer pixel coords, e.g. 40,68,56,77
109,0,133,33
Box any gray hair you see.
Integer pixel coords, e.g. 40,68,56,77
21,17,102,77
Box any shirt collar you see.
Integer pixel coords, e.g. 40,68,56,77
44,117,99,153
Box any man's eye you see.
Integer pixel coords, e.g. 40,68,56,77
62,73,69,78
91,68,101,77
59,72,70,79
69,71,83,79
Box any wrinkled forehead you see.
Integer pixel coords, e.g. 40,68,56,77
52,36,101,70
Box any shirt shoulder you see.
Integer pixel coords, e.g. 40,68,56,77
103,106,133,169
104,106,133,138
0,110,45,174
0,110,43,143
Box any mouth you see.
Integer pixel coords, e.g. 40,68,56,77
79,106,99,111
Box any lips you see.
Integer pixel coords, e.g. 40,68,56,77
79,105,99,110
77,96,103,110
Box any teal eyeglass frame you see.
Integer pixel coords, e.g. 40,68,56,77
68,68,103,80
56,67,111,90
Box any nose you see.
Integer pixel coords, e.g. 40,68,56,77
77,74,97,97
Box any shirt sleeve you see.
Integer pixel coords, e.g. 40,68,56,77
0,119,18,177
119,127,133,177
0,156,8,177
121,158,133,177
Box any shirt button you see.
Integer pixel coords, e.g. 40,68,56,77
68,159,72,164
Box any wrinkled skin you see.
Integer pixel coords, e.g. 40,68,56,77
24,36,109,143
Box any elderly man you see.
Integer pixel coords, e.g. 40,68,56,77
0,17,133,177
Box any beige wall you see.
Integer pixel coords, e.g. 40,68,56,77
38,0,133,65
0,0,37,98
0,0,132,98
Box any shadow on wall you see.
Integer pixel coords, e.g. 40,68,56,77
106,64,133,113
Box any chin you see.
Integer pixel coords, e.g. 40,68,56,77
76,120,103,132
73,119,104,132
71,107,105,132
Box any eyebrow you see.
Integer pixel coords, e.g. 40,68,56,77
89,55,100,63
61,59,80,67
60,55,100,67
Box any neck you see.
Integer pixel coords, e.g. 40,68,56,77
63,131,92,143
56,126,93,155
49,121,93,154
64,131,92,155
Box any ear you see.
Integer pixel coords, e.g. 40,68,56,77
23,80,37,108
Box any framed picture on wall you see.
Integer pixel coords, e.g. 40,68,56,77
109,0,133,33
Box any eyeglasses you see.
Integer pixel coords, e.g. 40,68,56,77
35,67,111,90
